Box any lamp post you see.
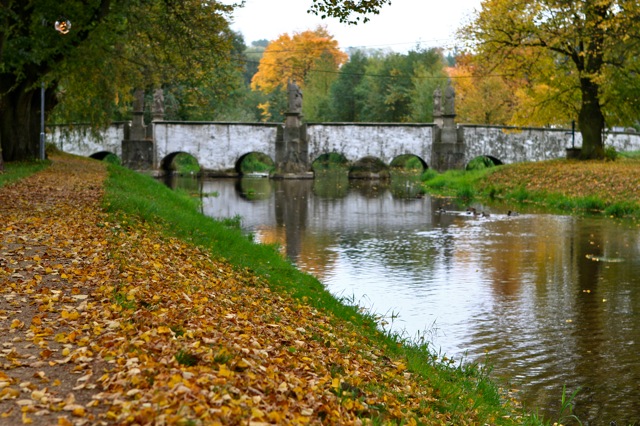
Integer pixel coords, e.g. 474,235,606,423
40,82,45,160
39,17,71,160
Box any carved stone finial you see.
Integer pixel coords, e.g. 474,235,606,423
444,79,455,116
287,79,303,114
152,88,164,121
433,87,442,116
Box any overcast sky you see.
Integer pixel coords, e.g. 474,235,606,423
225,0,483,53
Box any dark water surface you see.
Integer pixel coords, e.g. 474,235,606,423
168,175,640,425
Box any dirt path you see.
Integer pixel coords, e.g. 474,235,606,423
0,156,111,425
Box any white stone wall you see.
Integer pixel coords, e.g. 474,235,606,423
463,124,640,164
307,123,434,165
53,121,640,171
463,125,575,164
605,131,640,152
50,123,126,157
153,122,279,171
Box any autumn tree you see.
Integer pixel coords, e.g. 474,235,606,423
0,0,237,167
1,1,387,168
449,54,516,125
461,0,640,159
250,26,348,120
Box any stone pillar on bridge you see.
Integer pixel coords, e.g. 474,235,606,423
122,89,155,170
431,80,465,172
274,80,312,179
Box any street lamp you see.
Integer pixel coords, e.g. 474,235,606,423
40,17,71,160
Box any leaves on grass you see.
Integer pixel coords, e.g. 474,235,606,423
482,159,640,207
0,155,497,425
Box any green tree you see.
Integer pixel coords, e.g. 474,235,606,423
309,0,391,24
302,52,340,121
0,0,235,165
0,1,391,167
356,49,447,122
461,0,640,159
328,49,369,121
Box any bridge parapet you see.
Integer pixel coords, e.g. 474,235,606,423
50,123,126,158
307,123,434,166
154,121,279,173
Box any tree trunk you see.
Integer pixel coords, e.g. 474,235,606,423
578,77,605,160
0,83,41,162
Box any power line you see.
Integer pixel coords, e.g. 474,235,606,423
235,56,511,81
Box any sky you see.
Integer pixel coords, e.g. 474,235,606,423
225,0,483,53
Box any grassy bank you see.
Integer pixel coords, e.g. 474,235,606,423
423,158,640,218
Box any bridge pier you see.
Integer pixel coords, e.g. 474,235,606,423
431,81,465,172
122,89,154,170
273,81,313,179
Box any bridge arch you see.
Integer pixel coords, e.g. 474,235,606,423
349,156,390,179
311,152,350,173
235,151,275,176
90,151,117,160
90,151,120,164
389,154,428,172
160,151,200,173
465,155,503,170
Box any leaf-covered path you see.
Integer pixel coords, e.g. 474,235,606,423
0,156,488,425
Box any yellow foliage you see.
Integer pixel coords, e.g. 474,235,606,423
251,26,347,94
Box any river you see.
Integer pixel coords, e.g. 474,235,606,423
166,174,640,425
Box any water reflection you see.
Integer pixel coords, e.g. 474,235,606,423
165,174,640,425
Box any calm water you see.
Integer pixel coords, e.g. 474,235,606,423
168,174,640,425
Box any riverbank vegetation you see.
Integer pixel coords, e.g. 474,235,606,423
422,154,640,218
0,155,554,424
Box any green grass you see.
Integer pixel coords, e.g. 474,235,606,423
421,167,491,200
421,162,640,220
239,152,274,174
102,161,539,425
171,153,200,174
618,150,640,159
0,161,50,187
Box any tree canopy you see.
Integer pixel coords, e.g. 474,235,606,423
251,26,348,93
0,1,390,166
250,26,348,120
460,0,640,159
0,0,237,165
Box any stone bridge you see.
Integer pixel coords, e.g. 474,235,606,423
51,120,640,176
50,83,640,176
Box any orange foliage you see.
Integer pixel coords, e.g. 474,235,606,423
251,26,348,94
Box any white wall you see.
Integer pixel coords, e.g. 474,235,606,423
154,122,279,171
50,123,126,157
52,121,640,171
307,123,433,165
